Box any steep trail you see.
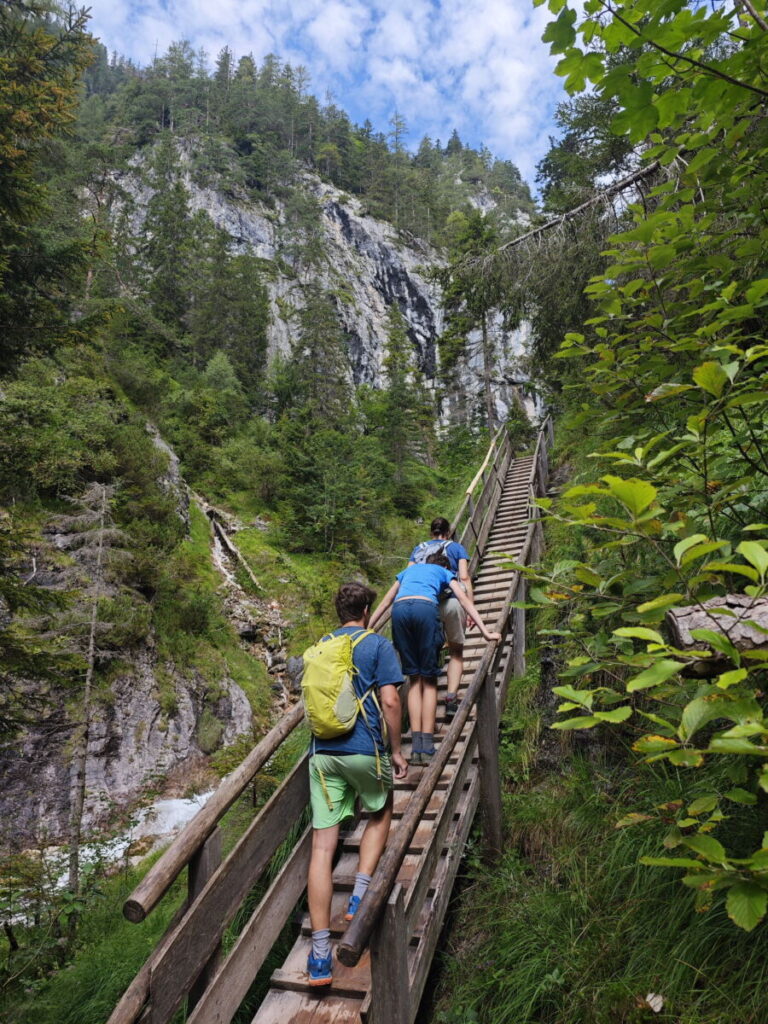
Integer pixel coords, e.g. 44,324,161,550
247,456,538,1024
106,423,551,1024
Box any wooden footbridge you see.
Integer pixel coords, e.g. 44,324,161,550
108,417,553,1024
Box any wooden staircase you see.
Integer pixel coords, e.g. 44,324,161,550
107,419,552,1024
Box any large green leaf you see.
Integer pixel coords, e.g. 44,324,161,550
594,706,633,723
727,882,767,932
636,593,684,614
673,533,708,565
551,715,600,730
680,696,730,741
737,540,768,580
682,834,727,862
613,626,664,644
603,475,658,517
693,361,728,397
626,659,682,692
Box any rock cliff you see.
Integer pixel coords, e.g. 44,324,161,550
114,143,530,421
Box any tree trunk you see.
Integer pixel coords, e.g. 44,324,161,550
481,312,495,430
67,485,107,911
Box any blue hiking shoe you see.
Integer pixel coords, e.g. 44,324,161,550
345,894,362,921
307,951,333,987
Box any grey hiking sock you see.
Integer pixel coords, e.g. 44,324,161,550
411,730,424,753
352,871,372,901
311,928,331,960
422,732,435,755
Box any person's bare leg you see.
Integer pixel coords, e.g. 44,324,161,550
446,642,464,696
358,794,393,875
407,676,423,733
422,680,438,735
308,824,340,932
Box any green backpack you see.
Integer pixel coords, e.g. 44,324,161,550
301,629,377,739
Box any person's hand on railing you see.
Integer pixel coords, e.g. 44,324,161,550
484,631,502,643
392,751,408,779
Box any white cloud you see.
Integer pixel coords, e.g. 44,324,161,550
86,0,568,185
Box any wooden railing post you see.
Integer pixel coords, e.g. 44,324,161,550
370,884,411,1024
513,576,526,679
186,827,222,1013
475,673,503,860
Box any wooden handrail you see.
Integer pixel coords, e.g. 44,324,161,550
123,701,305,923
465,423,506,497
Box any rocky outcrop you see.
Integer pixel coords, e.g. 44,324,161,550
113,142,531,423
0,649,252,844
147,422,190,529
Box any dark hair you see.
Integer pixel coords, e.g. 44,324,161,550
335,582,376,623
430,516,451,537
426,552,451,569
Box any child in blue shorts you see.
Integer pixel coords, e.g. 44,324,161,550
369,553,500,764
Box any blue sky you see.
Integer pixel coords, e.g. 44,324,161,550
87,0,568,186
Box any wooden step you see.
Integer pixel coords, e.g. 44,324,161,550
271,943,373,999
253,989,364,1023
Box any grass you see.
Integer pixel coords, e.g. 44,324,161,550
433,747,768,1024
1,854,187,1024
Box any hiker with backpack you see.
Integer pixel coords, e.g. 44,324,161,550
302,582,408,987
368,552,501,765
408,516,474,721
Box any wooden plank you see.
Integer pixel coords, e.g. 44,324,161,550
272,943,371,999
187,828,312,1024
407,771,481,1016
147,757,309,1024
187,828,223,1013
253,989,363,1024
124,702,305,923
475,674,503,858
403,732,477,933
369,885,410,1024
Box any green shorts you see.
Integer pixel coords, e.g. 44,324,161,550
309,752,392,829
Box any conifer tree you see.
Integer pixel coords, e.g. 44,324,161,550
437,209,502,428
141,134,193,332
49,484,134,906
0,0,95,370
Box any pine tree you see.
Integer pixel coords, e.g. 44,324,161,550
186,224,270,394
141,134,193,332
437,209,502,428
0,0,95,370
362,305,435,513
49,484,134,908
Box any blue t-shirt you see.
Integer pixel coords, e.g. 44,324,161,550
396,563,456,603
311,626,403,756
409,539,469,574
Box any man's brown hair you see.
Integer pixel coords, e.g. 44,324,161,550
335,582,376,624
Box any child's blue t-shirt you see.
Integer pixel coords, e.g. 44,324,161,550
395,563,456,603
311,626,403,756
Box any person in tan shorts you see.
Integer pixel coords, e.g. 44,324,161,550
407,516,473,720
